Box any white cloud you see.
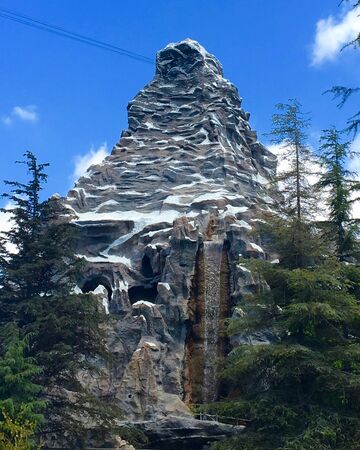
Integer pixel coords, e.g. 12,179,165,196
12,105,38,122
349,135,360,218
312,6,360,65
2,116,12,126
349,134,360,172
72,143,109,181
0,202,17,254
268,142,322,186
268,143,291,174
268,139,360,220
2,105,39,125
267,142,327,220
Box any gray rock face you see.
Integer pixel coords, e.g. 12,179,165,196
66,39,275,444
130,416,244,449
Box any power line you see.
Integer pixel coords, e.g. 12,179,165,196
0,7,154,64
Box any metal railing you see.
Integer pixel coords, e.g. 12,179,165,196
194,411,250,427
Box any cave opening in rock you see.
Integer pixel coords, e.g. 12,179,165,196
82,276,113,302
141,254,154,278
128,284,158,304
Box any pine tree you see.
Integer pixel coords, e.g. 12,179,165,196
268,99,314,220
264,100,323,268
326,1,360,135
206,126,360,447
259,213,325,269
0,334,45,450
208,258,360,450
0,334,45,424
0,152,119,447
318,127,360,260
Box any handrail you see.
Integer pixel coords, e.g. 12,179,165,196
194,412,251,426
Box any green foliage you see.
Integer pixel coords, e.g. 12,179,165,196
0,334,44,449
258,215,325,268
0,407,41,450
0,152,119,447
0,334,45,426
268,99,316,220
209,256,360,448
317,126,360,260
326,2,360,136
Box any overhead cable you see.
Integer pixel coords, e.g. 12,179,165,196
0,7,154,64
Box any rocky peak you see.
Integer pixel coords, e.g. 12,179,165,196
66,40,276,446
155,38,223,79
68,39,276,231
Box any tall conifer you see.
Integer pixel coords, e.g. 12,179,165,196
0,152,118,447
318,126,359,260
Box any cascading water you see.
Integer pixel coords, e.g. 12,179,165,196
202,239,224,403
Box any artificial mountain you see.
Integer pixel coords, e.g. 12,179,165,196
66,39,276,449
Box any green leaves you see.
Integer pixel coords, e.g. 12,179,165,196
0,334,45,430
267,99,317,222
317,127,360,260
213,255,360,449
0,152,118,447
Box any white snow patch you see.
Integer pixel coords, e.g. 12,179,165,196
249,242,264,253
238,265,251,273
93,285,108,296
118,280,129,292
163,195,192,206
230,220,252,230
72,285,83,294
95,199,119,211
224,205,248,215
77,254,132,266
133,300,156,308
102,298,109,314
192,192,225,203
253,173,269,185
158,282,171,291
144,341,159,350
141,227,173,238
74,209,180,226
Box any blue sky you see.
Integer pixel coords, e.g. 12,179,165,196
0,0,359,211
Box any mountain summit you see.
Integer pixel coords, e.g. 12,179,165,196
68,39,275,228
66,39,276,447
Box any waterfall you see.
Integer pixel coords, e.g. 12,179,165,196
202,240,224,403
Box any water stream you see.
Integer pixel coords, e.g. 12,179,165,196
202,239,224,403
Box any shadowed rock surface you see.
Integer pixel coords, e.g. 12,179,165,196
66,39,276,446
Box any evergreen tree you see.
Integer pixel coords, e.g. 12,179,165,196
317,127,360,260
268,99,314,220
0,408,40,450
208,259,360,450
264,100,323,268
0,152,118,447
0,333,45,449
327,1,360,135
0,334,45,424
259,213,325,269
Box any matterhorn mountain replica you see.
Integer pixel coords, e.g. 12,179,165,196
66,39,276,447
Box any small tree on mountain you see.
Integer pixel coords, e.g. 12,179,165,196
317,126,360,260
